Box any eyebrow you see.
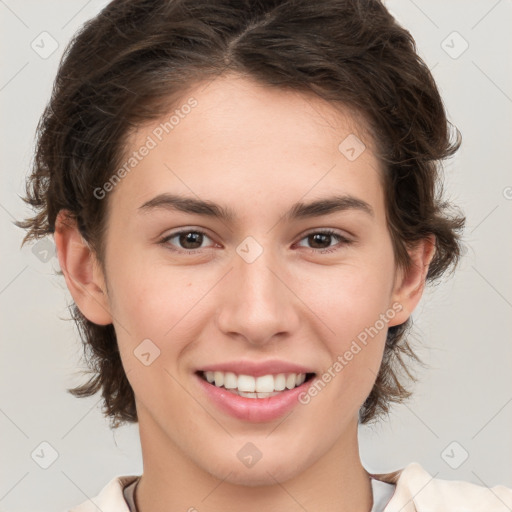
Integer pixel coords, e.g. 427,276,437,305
138,193,374,221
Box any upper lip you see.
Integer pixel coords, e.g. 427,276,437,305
197,359,316,377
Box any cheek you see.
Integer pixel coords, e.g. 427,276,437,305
306,249,395,397
106,263,206,416
306,252,395,342
104,256,193,363
107,244,197,329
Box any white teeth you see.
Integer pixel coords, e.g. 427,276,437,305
214,371,224,387
238,374,256,392
230,390,281,399
255,374,275,393
286,374,297,389
223,372,237,389
274,373,286,391
202,371,309,394
238,391,258,398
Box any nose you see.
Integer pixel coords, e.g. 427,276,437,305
215,244,301,347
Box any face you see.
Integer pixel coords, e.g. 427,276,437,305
87,74,411,485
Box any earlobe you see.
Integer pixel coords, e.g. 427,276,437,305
54,210,112,326
388,235,436,327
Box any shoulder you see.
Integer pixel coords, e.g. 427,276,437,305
370,462,512,512
68,475,139,512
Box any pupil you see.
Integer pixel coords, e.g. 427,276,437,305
310,233,330,249
180,232,202,249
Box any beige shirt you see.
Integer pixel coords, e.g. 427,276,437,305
69,461,512,512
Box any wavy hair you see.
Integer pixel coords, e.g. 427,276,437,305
17,0,465,428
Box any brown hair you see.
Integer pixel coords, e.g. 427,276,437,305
17,0,465,428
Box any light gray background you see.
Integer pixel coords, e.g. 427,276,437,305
1,1,511,510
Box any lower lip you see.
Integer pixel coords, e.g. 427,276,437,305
195,373,313,423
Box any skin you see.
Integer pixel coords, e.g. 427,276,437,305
55,73,434,512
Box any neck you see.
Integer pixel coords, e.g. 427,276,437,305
135,410,373,512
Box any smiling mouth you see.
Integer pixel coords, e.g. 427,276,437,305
197,370,316,399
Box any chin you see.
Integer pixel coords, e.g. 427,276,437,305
205,456,307,487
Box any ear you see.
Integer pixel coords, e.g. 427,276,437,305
53,210,112,325
388,235,436,327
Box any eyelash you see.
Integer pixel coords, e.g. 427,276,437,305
158,228,353,255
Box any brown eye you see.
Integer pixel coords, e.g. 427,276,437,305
296,229,352,252
160,229,214,253
177,231,204,249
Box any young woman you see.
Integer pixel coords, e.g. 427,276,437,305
17,0,512,511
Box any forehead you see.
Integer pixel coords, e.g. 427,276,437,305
143,73,376,156
109,74,384,223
